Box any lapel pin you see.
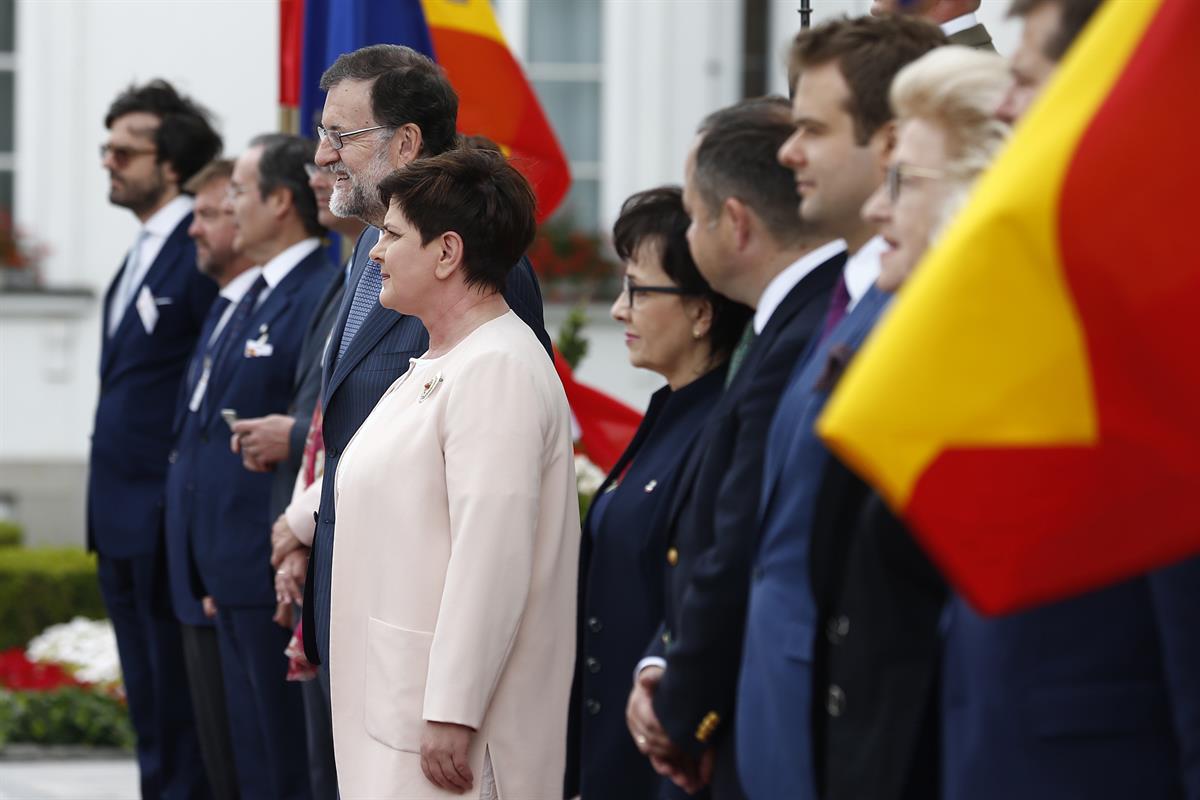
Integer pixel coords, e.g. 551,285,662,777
644,479,658,493
419,373,444,403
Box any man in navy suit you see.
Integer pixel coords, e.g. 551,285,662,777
736,17,944,799
90,79,221,800
164,157,250,800
941,3,1200,798
625,98,844,800
179,134,333,800
300,44,551,674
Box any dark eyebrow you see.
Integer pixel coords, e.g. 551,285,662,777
380,224,402,238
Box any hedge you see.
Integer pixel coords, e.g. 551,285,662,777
0,521,22,549
0,548,106,650
0,687,134,749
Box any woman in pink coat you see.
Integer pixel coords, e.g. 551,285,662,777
329,149,580,799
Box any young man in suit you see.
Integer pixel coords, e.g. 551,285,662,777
625,97,845,800
941,3,1200,798
163,157,252,800
90,79,221,800
736,16,945,800
181,134,334,800
872,0,996,51
300,44,551,676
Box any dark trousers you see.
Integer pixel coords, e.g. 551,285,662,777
214,605,312,800
97,551,207,800
181,623,241,800
301,651,339,799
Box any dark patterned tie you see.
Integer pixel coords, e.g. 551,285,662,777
184,296,232,398
725,321,757,387
209,274,269,380
819,272,851,342
338,259,382,361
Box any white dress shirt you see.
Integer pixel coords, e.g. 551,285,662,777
845,235,887,311
752,239,849,334
256,237,322,308
941,12,980,38
107,194,194,335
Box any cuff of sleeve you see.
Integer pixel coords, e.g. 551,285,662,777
284,497,317,547
634,656,667,683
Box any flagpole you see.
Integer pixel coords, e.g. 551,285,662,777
800,0,812,29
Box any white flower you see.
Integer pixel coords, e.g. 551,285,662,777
575,454,606,497
26,617,123,687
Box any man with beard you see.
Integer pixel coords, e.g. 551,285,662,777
299,44,552,683
91,79,221,799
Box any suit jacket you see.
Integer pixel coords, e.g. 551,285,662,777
948,23,995,52
647,250,843,780
566,366,726,800
942,557,1200,800
328,311,579,800
808,462,946,800
269,266,346,519
302,226,552,664
88,214,217,558
179,248,334,607
736,285,891,800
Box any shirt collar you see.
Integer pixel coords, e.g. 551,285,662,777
260,237,321,288
219,266,264,302
845,235,887,311
940,12,979,37
752,239,848,334
142,194,194,239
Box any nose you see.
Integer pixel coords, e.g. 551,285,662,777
187,218,202,239
367,239,385,266
994,85,1020,126
862,182,890,226
610,287,629,323
314,137,339,167
101,148,118,172
778,131,805,170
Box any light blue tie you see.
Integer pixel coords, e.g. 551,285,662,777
337,259,382,361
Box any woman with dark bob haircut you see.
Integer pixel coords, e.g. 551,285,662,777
327,148,580,800
566,186,751,800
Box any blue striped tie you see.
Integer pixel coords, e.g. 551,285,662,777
338,259,382,361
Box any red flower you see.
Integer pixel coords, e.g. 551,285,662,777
0,647,86,692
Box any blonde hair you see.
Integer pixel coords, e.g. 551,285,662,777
890,45,1012,230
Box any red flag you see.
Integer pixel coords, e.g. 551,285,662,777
553,350,642,474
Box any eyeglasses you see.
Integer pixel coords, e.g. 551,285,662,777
619,275,703,311
885,163,946,204
316,124,389,151
99,143,157,167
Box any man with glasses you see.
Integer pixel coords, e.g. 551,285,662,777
299,44,552,686
90,79,221,799
625,97,843,799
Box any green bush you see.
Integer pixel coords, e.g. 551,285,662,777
0,687,134,749
0,520,22,549
0,548,106,650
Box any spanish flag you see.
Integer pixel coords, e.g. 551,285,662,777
817,0,1200,614
280,0,571,221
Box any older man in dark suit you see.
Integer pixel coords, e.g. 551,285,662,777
872,0,996,51
90,79,220,800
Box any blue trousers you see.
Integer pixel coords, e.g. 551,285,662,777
97,550,207,800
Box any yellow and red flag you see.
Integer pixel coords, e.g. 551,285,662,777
817,0,1200,614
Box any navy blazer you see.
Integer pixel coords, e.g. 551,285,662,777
88,214,217,558
177,248,334,607
942,556,1200,800
647,250,843,781
566,366,726,800
736,286,892,800
302,226,552,664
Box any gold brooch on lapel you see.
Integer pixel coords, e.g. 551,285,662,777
418,373,444,403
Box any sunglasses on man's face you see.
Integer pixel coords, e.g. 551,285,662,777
100,143,157,168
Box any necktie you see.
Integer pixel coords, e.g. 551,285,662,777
184,296,232,398
819,272,851,342
108,230,150,337
338,259,382,361
725,321,757,387
209,274,269,381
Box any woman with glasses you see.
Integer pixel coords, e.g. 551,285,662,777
566,187,750,800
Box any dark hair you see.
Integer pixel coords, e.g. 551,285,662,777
693,97,806,246
376,149,536,293
788,15,947,144
614,186,752,363
249,133,324,237
182,158,234,195
458,134,502,153
319,45,459,157
1008,0,1104,60
104,79,223,188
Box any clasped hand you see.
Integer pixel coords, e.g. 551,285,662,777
421,720,476,794
625,665,714,793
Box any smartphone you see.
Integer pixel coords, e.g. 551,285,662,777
220,408,239,430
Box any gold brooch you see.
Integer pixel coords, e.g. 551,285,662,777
418,373,444,403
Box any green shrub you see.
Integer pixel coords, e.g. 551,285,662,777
0,548,106,650
0,521,22,549
0,687,133,749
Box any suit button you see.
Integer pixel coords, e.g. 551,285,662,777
587,617,603,633
666,547,679,566
585,699,601,715
586,657,601,674
661,631,672,646
826,615,850,645
827,685,846,718
167,450,178,464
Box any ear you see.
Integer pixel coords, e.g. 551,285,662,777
432,231,465,281
266,185,293,222
391,123,425,167
160,159,181,189
687,295,715,339
723,197,753,251
872,119,898,167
